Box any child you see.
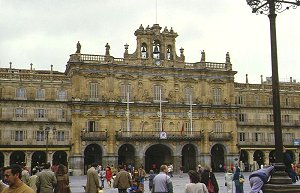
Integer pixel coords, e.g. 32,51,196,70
127,181,139,193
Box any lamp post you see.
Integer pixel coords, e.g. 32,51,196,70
246,0,300,191
40,125,56,163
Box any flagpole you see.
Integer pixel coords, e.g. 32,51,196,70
126,91,130,133
190,94,193,134
159,88,162,132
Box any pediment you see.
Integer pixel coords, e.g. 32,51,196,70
149,76,167,81
210,78,225,84
85,72,106,78
178,77,197,82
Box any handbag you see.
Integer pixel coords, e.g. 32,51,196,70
207,172,215,193
239,174,245,183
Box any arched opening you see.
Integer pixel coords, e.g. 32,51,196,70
239,150,249,172
269,150,276,164
145,144,172,173
84,144,102,174
0,152,4,168
141,43,148,59
254,150,264,167
166,45,172,60
53,151,68,167
10,151,26,165
31,151,46,171
211,144,225,172
118,144,135,166
153,40,161,59
181,144,196,172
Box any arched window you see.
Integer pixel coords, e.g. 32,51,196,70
153,40,160,59
166,45,172,60
141,43,148,59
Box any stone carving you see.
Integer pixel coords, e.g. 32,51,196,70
76,41,81,53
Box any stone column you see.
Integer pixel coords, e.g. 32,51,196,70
248,150,254,171
103,155,118,167
265,150,270,166
69,155,84,176
173,155,181,174
4,152,10,166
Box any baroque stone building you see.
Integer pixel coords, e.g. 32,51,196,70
0,24,299,175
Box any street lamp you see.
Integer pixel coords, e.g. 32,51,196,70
40,125,56,163
246,0,300,190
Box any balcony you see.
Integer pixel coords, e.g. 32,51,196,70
81,131,108,141
209,132,233,141
238,139,294,146
0,137,71,146
238,119,300,127
116,130,204,141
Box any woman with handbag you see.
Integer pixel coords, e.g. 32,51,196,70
225,169,233,193
232,167,244,193
200,165,219,193
184,170,208,193
55,164,71,193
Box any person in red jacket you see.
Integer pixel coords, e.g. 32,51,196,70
105,166,113,188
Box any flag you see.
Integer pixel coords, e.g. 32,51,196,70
181,122,185,135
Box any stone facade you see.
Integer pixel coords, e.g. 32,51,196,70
0,24,299,175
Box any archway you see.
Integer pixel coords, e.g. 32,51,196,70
269,150,276,164
0,152,4,168
84,144,102,174
145,144,172,173
254,150,264,167
182,144,196,172
53,151,68,167
211,144,225,172
239,150,249,172
10,151,26,165
118,144,135,166
31,151,46,171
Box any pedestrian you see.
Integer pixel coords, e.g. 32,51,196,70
148,170,156,192
36,162,57,193
249,165,274,193
138,165,146,190
183,170,208,193
55,164,71,193
232,166,244,193
98,166,106,188
152,164,173,193
21,163,30,186
28,168,38,192
296,163,300,180
105,166,113,188
225,169,233,193
86,163,100,193
113,165,132,193
179,166,184,178
200,165,219,193
1,164,34,193
283,147,297,183
197,164,203,174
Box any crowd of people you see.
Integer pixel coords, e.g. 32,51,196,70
0,162,70,193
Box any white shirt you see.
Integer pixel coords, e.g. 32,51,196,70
183,183,208,193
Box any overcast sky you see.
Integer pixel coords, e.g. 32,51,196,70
1,0,300,83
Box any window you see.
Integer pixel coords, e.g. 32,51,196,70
15,131,24,141
154,121,161,132
36,131,45,141
57,131,65,141
154,85,162,101
212,88,221,105
16,87,26,98
267,114,274,122
141,43,147,59
36,109,46,118
268,96,273,105
239,132,246,141
214,122,224,132
285,97,289,106
36,88,45,99
89,83,99,101
57,90,67,101
15,108,26,118
87,121,98,132
236,95,244,105
255,95,260,106
121,84,131,102
254,133,263,142
238,114,246,122
282,115,290,123
184,87,192,104
121,120,132,132
57,109,66,120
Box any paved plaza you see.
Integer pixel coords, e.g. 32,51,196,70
70,172,254,193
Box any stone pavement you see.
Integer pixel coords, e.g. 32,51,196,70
69,172,300,193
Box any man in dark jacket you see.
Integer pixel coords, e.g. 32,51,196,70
113,165,132,193
200,165,219,193
249,165,274,193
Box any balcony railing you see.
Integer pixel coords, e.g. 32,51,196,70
238,139,294,146
0,137,71,146
81,131,108,141
209,132,233,141
238,119,300,126
116,130,204,141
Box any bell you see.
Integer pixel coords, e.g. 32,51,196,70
153,45,160,54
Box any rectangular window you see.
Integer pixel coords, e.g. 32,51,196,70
212,88,221,105
154,121,160,132
282,115,290,123
267,114,274,122
57,90,67,100
15,108,26,118
236,95,244,105
36,109,46,118
87,121,96,132
214,122,223,133
57,109,66,120
239,132,246,141
16,88,26,98
184,87,192,104
57,131,65,141
268,96,273,105
15,131,24,141
238,114,246,122
121,120,132,132
254,133,263,142
36,131,45,141
121,84,131,101
154,85,162,101
255,96,260,106
89,83,99,101
36,88,45,99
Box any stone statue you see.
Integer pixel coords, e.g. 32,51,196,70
76,41,81,53
105,43,110,56
226,52,230,63
201,50,205,62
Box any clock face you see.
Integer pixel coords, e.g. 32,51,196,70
155,60,161,66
